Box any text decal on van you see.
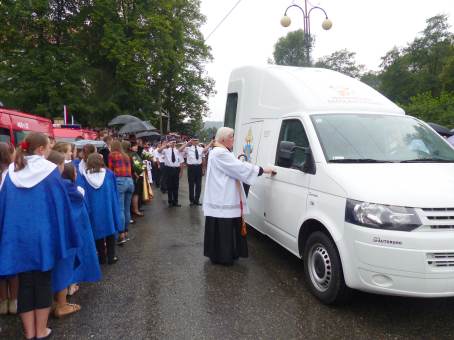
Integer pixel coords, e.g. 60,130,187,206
372,237,402,246
17,122,30,129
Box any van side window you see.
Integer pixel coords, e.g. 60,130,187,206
0,128,10,143
224,93,238,129
276,119,309,168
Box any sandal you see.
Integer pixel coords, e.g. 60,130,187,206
53,303,81,318
133,211,144,217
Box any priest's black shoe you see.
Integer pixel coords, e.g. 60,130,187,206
194,202,202,206
173,203,182,207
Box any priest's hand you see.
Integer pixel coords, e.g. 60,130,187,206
263,166,276,176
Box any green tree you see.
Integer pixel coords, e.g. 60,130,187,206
360,71,381,90
379,14,454,104
273,29,313,66
401,91,454,128
0,0,215,129
314,49,364,78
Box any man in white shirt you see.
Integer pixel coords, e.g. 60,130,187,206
152,144,162,190
158,138,183,207
179,136,204,206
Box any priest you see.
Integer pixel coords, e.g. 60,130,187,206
203,127,275,265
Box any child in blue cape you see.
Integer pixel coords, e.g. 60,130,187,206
46,150,81,319
62,163,102,286
0,133,81,340
0,142,18,316
75,143,96,187
82,153,123,264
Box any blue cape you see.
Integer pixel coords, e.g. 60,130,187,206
73,159,85,188
52,180,102,292
0,169,82,276
81,169,123,240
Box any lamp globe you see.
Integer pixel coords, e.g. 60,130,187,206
280,15,291,27
322,19,332,30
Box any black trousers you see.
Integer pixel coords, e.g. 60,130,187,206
17,271,52,314
95,234,116,262
166,166,180,204
187,164,202,203
160,163,167,192
152,162,160,187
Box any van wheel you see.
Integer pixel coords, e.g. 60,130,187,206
303,231,352,305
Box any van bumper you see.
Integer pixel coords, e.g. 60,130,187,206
343,222,454,297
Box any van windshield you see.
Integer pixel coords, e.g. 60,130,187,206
311,114,454,163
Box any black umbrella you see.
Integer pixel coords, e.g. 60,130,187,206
427,122,453,137
118,120,156,134
136,131,160,138
108,115,142,126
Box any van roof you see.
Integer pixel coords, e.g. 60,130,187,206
228,65,404,119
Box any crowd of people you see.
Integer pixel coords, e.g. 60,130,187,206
0,127,274,339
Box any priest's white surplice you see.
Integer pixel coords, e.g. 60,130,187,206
203,147,260,218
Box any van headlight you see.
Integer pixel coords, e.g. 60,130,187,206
345,199,422,231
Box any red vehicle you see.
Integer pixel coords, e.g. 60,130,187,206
0,108,54,145
53,124,98,142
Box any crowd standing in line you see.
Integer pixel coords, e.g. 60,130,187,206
0,131,157,339
0,127,272,338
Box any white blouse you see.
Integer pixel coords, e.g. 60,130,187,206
203,146,260,218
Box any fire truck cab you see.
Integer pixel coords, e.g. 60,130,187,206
0,108,54,145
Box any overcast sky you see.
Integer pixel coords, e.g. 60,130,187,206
199,0,454,122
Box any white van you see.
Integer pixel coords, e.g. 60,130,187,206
224,65,454,304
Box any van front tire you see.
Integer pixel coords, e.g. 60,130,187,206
303,231,352,305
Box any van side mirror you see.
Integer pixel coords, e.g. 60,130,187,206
277,141,296,167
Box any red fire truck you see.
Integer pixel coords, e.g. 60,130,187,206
0,107,98,145
0,108,54,145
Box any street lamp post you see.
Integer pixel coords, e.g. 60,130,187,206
280,1,332,65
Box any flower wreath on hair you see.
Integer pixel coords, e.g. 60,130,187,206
20,140,29,151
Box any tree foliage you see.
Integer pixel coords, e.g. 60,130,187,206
273,29,313,66
377,14,454,127
314,49,364,78
0,0,214,129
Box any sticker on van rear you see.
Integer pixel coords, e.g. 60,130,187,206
243,128,253,162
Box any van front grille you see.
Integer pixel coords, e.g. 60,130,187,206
427,253,454,267
420,208,454,230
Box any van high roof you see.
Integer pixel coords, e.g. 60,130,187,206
227,65,404,120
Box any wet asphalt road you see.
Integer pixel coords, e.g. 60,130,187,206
2,178,454,339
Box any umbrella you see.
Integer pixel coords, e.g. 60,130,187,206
136,131,160,138
427,122,453,137
108,115,142,126
118,120,156,134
